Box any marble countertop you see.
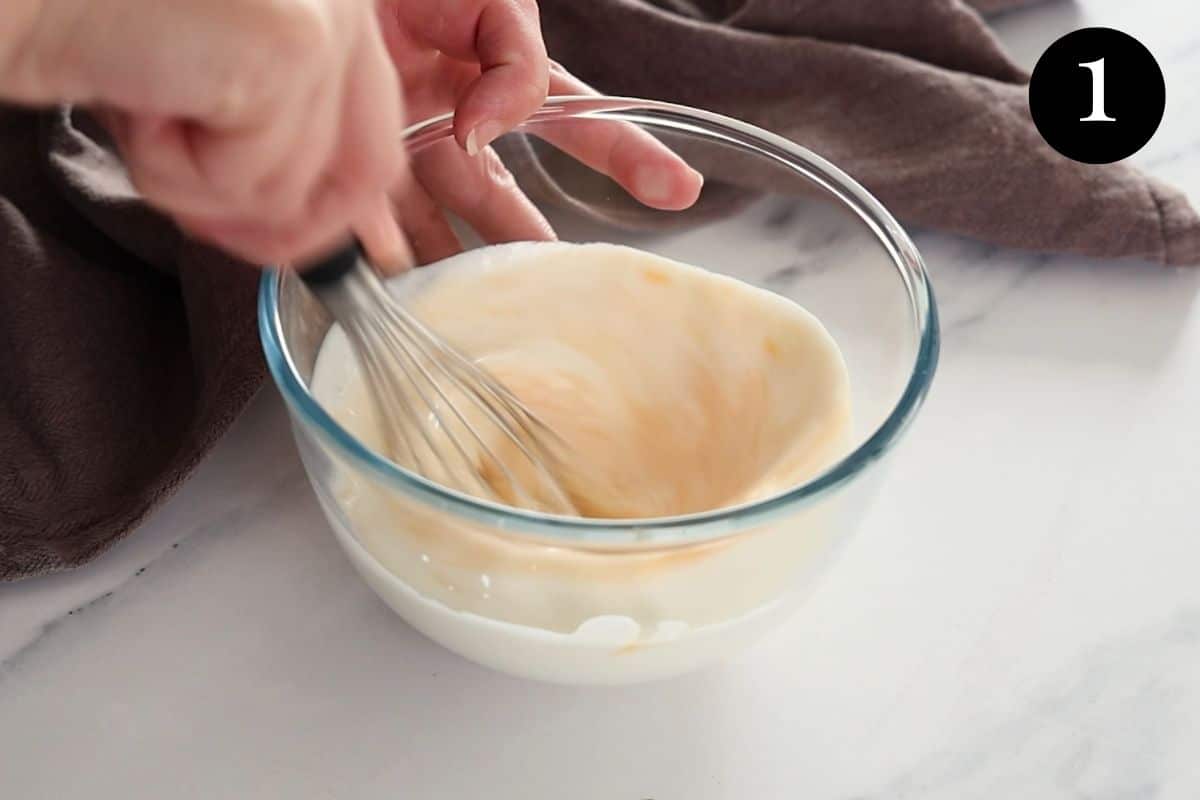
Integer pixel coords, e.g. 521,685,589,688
4,2,1200,797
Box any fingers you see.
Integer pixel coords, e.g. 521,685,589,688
36,0,415,267
354,193,413,274
336,18,409,265
383,56,705,264
384,137,559,268
147,7,404,267
120,115,228,218
535,116,705,212
103,3,407,267
536,65,705,211
454,0,549,154
250,69,345,223
333,16,407,198
182,82,309,209
124,4,334,215
387,0,548,154
412,138,555,246
173,197,351,266
395,173,463,267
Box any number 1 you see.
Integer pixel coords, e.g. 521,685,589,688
1079,58,1116,122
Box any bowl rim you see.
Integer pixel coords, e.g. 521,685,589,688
258,95,940,544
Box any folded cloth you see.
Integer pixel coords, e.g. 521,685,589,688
2,0,1197,581
0,107,263,580
538,0,1200,264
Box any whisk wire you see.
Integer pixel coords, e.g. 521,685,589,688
302,246,578,516
371,307,531,506
351,324,432,475
387,304,575,510
401,308,574,463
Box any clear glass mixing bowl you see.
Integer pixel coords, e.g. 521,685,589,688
259,97,938,685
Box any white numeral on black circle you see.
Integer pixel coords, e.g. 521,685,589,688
1078,58,1116,122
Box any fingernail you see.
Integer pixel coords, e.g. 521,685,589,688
465,122,504,156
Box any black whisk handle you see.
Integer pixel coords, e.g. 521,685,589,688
300,240,363,287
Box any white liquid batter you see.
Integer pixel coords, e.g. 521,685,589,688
310,242,855,683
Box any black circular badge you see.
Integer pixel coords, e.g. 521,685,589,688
1028,27,1165,164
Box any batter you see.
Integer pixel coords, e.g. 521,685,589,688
309,241,855,683
318,241,851,518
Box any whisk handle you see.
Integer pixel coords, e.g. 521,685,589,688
300,241,363,287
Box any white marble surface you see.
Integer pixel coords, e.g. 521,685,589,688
4,2,1200,797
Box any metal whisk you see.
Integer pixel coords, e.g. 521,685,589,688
301,243,578,515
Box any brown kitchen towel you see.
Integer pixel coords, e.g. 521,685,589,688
3,0,1199,581
538,0,1200,264
0,106,264,580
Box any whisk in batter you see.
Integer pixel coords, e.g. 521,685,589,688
312,241,852,520
301,243,578,514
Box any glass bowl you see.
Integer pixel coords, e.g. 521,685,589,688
259,97,938,685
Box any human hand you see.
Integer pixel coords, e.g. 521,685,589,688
2,0,407,267
378,1,705,267
1,0,704,269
